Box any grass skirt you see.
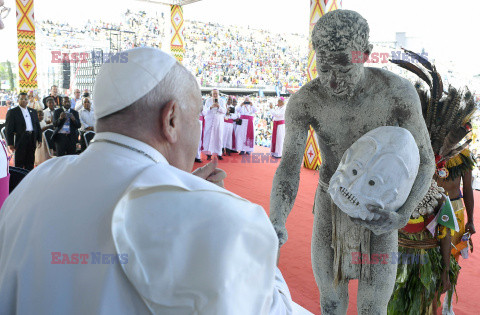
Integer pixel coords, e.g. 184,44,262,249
387,229,460,315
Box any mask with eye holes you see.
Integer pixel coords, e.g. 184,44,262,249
328,126,420,221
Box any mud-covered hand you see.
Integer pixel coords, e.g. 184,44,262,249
350,205,405,235
272,222,288,249
0,1,10,30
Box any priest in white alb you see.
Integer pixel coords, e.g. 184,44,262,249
235,96,257,155
269,97,286,158
223,96,237,155
202,89,226,160
0,47,297,315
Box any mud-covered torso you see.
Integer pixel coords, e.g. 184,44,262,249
303,68,415,182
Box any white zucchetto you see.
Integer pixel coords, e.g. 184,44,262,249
94,47,177,119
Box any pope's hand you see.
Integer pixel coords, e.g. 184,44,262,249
350,205,404,235
192,157,226,188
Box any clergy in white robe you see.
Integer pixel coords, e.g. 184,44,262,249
202,89,226,158
223,104,237,151
0,47,294,315
269,98,286,158
235,97,257,154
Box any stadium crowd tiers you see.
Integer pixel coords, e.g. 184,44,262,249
35,10,452,93
35,10,310,93
4,10,477,150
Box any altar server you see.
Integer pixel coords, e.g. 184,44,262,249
223,96,237,154
0,47,293,315
235,96,257,154
270,97,286,158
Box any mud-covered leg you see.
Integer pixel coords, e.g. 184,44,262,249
357,231,397,315
312,189,349,315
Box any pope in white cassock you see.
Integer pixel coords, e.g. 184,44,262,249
202,89,226,160
0,48,298,315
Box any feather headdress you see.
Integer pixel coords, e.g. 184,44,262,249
391,48,477,180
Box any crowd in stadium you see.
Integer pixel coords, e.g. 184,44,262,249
36,10,309,92
183,21,308,90
37,10,165,52
3,9,476,160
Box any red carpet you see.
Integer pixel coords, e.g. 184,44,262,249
194,146,480,314
0,107,8,121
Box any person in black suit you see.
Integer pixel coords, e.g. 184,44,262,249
5,92,42,170
51,96,81,156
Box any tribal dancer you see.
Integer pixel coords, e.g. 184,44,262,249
388,49,476,315
436,148,475,314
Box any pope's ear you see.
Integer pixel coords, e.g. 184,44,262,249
160,100,178,143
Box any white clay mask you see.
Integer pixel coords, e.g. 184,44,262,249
328,126,420,221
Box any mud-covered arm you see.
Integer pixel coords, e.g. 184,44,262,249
269,93,310,247
394,88,435,227
352,83,435,234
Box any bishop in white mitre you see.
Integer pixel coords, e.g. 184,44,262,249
202,89,226,159
0,47,304,315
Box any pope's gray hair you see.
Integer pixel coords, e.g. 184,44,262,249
96,63,199,133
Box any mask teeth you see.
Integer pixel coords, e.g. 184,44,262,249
340,187,359,206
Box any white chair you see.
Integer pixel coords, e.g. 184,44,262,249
0,127,6,142
1,127,14,156
43,130,56,158
83,131,95,148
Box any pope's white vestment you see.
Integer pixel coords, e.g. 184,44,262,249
0,132,293,314
202,97,226,156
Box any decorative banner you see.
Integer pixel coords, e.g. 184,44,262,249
304,126,323,169
16,0,37,92
303,0,342,170
170,5,185,62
